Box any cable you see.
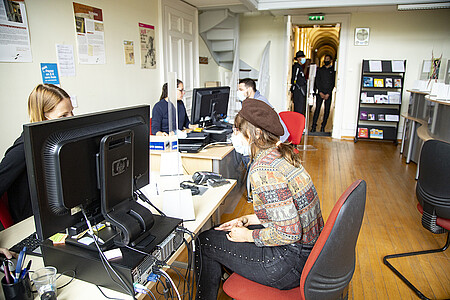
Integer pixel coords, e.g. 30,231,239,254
159,269,181,300
56,270,76,290
135,189,166,216
133,283,156,300
96,285,125,300
81,208,136,299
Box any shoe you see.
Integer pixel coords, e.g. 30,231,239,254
311,126,316,132
320,126,325,132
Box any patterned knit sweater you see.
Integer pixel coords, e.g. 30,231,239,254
249,147,324,247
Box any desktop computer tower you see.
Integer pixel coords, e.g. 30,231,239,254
42,215,183,294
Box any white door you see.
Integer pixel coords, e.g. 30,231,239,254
162,0,199,112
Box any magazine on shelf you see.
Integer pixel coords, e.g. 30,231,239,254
360,111,368,120
370,129,384,139
388,91,401,104
375,94,388,103
368,113,376,120
394,78,402,88
363,77,374,87
374,78,384,87
385,114,399,122
377,114,385,121
358,128,369,138
385,78,393,87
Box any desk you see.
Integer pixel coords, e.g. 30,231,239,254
0,176,236,300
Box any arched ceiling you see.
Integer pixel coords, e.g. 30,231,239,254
294,25,340,65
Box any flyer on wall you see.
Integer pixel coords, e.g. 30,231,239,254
73,2,105,64
139,23,156,69
0,0,32,62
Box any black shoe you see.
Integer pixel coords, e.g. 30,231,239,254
320,126,325,132
310,126,316,132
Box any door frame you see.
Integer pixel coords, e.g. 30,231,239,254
290,14,350,139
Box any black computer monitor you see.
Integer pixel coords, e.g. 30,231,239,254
23,105,150,241
191,86,230,127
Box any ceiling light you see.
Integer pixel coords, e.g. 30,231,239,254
397,2,450,10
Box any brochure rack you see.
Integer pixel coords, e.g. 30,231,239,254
355,59,406,144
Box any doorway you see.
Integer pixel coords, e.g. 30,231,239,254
292,24,340,136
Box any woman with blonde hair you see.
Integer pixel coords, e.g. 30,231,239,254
195,98,324,299
0,84,73,224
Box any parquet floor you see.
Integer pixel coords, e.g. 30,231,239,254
149,136,450,299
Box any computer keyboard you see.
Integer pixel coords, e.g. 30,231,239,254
10,232,43,257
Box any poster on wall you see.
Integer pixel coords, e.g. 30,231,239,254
139,23,156,69
123,40,135,64
56,44,76,77
0,0,32,62
73,2,105,64
40,63,60,85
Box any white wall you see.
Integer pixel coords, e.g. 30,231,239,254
239,14,287,113
0,0,162,155
198,37,221,87
341,9,450,138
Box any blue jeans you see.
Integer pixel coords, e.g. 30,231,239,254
195,225,312,300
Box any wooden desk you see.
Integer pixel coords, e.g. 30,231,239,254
0,177,236,300
150,145,235,175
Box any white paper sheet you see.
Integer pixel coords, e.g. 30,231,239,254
391,60,405,73
163,189,195,221
160,151,183,176
56,44,76,77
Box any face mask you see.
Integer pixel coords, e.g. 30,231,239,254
300,57,306,64
324,60,331,66
237,90,247,102
231,133,250,156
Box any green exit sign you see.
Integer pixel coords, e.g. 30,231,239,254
309,15,325,21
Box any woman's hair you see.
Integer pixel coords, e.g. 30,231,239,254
234,113,302,168
159,79,183,100
28,84,71,123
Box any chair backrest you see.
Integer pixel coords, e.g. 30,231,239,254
300,180,366,300
416,140,450,226
279,111,305,145
0,192,14,230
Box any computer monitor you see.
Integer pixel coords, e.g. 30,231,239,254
191,86,230,127
23,105,150,242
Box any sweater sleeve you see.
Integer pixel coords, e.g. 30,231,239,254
0,138,26,196
249,168,303,247
151,103,162,135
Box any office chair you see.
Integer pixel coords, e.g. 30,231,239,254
383,139,450,300
223,179,367,300
0,192,14,230
279,111,305,145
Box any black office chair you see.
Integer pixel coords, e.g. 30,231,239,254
383,139,450,300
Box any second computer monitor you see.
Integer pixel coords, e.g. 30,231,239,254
191,86,230,127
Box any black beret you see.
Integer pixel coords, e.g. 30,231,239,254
238,98,284,137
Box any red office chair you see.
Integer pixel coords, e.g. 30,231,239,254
223,179,367,300
279,111,305,145
383,140,450,300
0,192,14,230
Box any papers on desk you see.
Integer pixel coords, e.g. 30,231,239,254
160,152,183,176
163,189,195,221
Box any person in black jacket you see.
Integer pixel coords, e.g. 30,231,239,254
0,84,73,224
290,50,307,115
311,55,336,132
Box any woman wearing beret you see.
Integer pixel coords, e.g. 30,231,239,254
195,98,324,299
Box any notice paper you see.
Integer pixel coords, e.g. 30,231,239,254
163,189,195,221
391,60,405,73
56,44,76,77
369,60,382,72
0,0,32,62
160,151,183,176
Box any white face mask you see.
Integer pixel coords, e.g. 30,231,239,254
231,133,250,156
236,90,247,102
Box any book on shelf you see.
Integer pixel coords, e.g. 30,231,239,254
374,78,384,87
363,77,374,87
370,129,384,139
385,78,393,87
387,91,401,104
368,113,376,120
361,92,375,103
374,94,388,103
358,128,369,138
360,111,368,120
394,78,402,88
385,114,399,122
377,114,385,121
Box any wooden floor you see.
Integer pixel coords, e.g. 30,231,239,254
149,137,450,299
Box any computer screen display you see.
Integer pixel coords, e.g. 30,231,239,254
23,105,150,240
191,86,230,126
